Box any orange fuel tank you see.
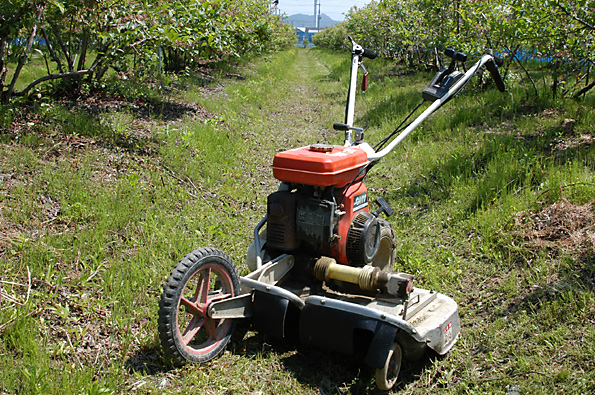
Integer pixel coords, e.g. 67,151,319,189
272,144,369,188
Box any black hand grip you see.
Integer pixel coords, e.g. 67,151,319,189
485,58,506,92
445,48,467,62
363,47,378,59
333,122,349,131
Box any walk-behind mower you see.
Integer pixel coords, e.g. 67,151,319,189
158,37,506,390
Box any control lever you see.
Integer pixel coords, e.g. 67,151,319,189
445,48,467,63
333,123,363,132
360,63,369,91
333,123,364,141
422,48,467,102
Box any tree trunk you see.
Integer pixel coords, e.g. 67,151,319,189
3,7,44,103
77,28,89,72
41,26,64,74
572,80,595,99
76,28,90,91
0,39,7,89
51,22,74,72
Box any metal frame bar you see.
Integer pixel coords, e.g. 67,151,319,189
366,54,496,161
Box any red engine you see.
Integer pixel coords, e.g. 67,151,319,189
266,144,384,266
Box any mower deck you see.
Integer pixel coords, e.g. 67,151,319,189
210,254,460,359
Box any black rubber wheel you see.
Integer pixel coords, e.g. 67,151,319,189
158,247,240,365
375,342,402,391
371,218,398,272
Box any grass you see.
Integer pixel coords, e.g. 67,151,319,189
1,46,594,394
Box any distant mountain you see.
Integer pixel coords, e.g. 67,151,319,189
284,13,340,29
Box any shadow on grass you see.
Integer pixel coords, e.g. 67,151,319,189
379,115,594,219
498,241,595,326
359,90,425,130
62,96,210,122
56,95,211,154
227,320,441,394
2,93,213,156
125,344,174,376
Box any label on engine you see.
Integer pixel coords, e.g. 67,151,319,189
353,193,368,212
298,211,324,226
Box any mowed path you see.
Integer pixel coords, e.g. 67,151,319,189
232,48,346,199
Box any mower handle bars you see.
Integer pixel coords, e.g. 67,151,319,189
348,35,378,60
342,39,505,162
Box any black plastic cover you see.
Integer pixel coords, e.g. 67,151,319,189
252,291,290,338
422,70,464,102
267,191,299,251
484,50,506,92
346,211,380,266
299,302,398,369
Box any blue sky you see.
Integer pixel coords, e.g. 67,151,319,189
275,0,373,22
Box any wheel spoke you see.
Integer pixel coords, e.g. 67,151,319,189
203,317,219,340
207,292,233,304
193,268,212,305
180,296,205,317
180,316,205,345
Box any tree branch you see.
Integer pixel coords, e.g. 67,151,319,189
516,56,539,98
0,39,7,88
50,22,74,72
573,80,595,99
12,68,95,97
555,2,595,31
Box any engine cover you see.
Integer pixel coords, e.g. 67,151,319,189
296,196,335,252
267,190,336,253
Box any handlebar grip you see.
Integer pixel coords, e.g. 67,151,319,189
363,48,378,59
333,122,349,131
445,48,467,62
485,58,506,92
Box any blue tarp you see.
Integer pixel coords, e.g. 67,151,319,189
296,31,315,46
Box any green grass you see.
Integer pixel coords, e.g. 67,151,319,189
1,47,594,394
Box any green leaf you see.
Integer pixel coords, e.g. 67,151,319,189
48,0,65,14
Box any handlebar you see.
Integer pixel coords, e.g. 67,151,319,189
364,52,506,162
484,50,505,92
445,48,467,63
348,36,378,59
340,37,506,160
